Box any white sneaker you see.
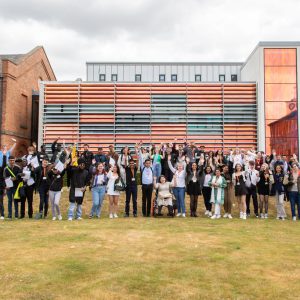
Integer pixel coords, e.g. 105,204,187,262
109,213,113,219
58,215,63,221
216,215,221,219
68,217,72,221
211,214,217,219
242,213,247,220
113,213,118,218
52,217,56,221
264,213,268,219
204,210,209,215
182,213,186,218
0,216,4,220
208,212,212,217
260,213,264,219
228,214,233,219
293,216,297,221
223,213,228,218
282,217,285,221
176,213,182,217
77,217,82,220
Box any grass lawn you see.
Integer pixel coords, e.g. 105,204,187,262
0,188,300,300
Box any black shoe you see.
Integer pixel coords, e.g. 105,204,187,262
255,214,259,218
124,214,129,218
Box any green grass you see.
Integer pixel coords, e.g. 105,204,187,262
0,188,300,299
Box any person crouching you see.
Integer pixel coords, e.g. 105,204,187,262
68,158,89,221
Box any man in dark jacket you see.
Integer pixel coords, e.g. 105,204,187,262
124,159,138,217
51,138,63,163
0,153,7,219
68,158,89,220
80,144,94,170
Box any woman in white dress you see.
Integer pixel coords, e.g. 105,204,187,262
107,165,121,219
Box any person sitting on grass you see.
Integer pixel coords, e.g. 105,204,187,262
208,168,227,219
153,175,174,217
68,158,89,221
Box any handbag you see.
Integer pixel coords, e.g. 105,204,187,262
14,182,26,200
114,177,126,192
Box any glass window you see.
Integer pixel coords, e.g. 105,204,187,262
135,74,141,82
231,74,238,82
195,74,201,82
111,74,118,81
171,74,177,82
159,74,165,82
99,74,106,81
219,75,225,82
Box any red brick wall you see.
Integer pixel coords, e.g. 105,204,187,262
1,47,56,156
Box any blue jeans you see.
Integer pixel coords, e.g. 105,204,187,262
153,163,162,180
68,202,82,219
173,187,186,214
90,186,106,217
289,191,300,218
7,188,18,218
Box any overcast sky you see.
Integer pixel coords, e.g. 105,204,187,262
1,0,299,80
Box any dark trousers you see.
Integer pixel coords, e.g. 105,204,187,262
202,186,212,211
0,190,4,217
125,184,137,215
23,185,34,218
246,185,258,215
142,184,153,217
20,198,27,218
7,188,18,218
39,186,49,217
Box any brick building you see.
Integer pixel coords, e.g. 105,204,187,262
0,46,56,156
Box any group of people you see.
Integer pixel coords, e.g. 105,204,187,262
0,137,300,221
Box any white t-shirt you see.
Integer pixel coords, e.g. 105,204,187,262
107,171,120,196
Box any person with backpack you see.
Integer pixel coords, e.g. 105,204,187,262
4,156,22,219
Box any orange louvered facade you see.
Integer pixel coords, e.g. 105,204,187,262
41,82,257,152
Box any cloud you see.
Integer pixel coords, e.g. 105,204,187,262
0,0,299,80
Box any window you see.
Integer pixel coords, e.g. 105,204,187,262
231,74,238,82
219,74,225,82
111,74,118,81
99,74,106,81
159,74,165,82
135,74,141,82
195,74,201,82
171,74,177,82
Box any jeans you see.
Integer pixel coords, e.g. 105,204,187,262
90,185,106,217
153,163,162,180
289,191,300,218
125,184,137,215
49,190,61,217
7,188,18,218
275,191,286,218
173,187,186,214
39,185,49,217
68,202,82,219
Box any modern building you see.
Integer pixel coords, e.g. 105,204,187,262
39,42,300,156
0,46,56,156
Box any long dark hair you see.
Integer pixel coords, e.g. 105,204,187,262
95,163,107,175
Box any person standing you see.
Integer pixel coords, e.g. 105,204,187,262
89,163,107,219
233,163,247,220
222,165,233,219
35,159,50,218
0,152,8,219
4,156,22,219
140,158,154,217
81,144,94,171
68,158,89,221
168,155,187,217
273,165,287,220
201,166,213,217
107,165,121,219
245,161,260,217
257,163,274,219
287,163,300,221
186,161,202,217
124,159,138,217
209,169,227,219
